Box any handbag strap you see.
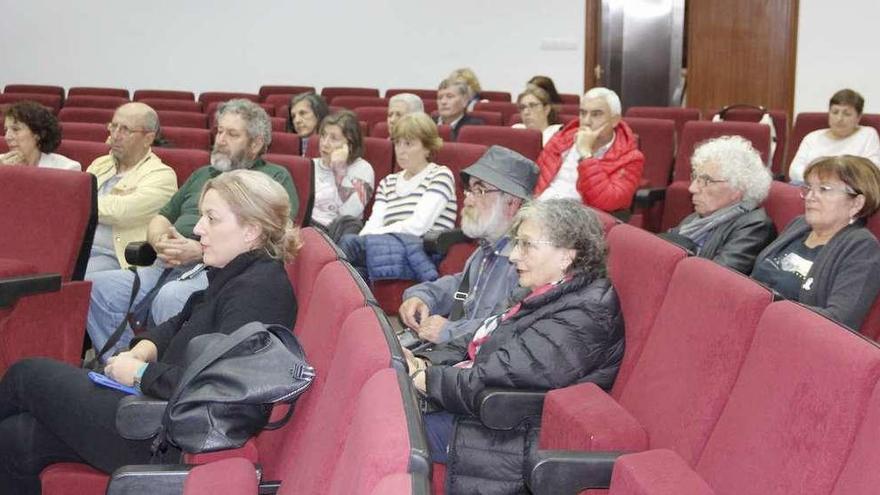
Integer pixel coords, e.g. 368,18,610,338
447,263,472,322
85,266,140,369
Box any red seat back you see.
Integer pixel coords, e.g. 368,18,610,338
762,180,804,233
137,98,203,113
385,88,437,100
198,92,259,106
286,227,340,311
466,110,503,126
364,137,394,183
258,85,315,101
707,107,789,176
267,132,301,155
133,89,195,101
151,148,209,186
159,127,211,150
607,225,688,397
4,84,64,99
156,110,208,129
354,107,390,134
60,122,108,143
56,140,110,168
611,258,772,464
63,95,128,110
434,142,487,217
624,106,702,142
479,91,511,102
58,107,114,125
474,101,520,123
321,87,380,103
831,381,880,494
68,87,129,99
372,122,452,142
624,117,676,188
456,125,542,161
0,93,62,113
693,301,880,494
332,96,388,110
559,93,581,104
264,153,312,226
0,167,96,281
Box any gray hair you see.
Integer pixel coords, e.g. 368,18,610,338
583,87,622,116
511,199,607,278
389,93,424,114
691,135,772,207
438,78,470,98
215,99,272,155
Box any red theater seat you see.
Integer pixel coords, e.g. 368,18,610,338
321,87,380,102
158,126,211,150
624,107,702,141
258,85,316,101
762,180,804,233
151,148,209,186
268,132,301,155
354,107,390,133
58,107,114,125
624,117,676,232
68,87,129,99
198,92,260,106
385,88,437,100
372,122,452,142
136,98,203,113
457,125,542,161
607,301,880,495
156,110,208,129
133,89,195,101
61,122,108,143
707,107,789,176
0,93,63,113
332,96,388,109
466,110,503,126
479,90,511,102
56,140,110,168
559,93,581,104
4,84,64,99
263,153,312,226
474,101,519,123
64,95,129,110
286,227,341,311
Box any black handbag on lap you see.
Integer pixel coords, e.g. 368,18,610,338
126,322,315,456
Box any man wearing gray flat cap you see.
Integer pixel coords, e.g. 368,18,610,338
399,145,539,343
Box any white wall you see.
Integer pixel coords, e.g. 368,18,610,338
795,0,880,115
0,0,586,98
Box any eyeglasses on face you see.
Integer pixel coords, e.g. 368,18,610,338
510,237,555,252
798,183,859,199
463,185,502,197
107,122,150,137
690,172,728,188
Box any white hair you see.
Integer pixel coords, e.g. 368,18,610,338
582,87,622,116
388,93,424,114
691,135,772,207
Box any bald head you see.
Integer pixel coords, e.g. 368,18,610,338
115,102,159,133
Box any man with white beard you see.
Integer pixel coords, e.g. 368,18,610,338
399,146,539,343
85,99,297,360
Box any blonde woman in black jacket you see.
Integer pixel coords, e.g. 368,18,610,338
405,199,625,494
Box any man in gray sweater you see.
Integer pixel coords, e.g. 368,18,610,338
399,146,538,343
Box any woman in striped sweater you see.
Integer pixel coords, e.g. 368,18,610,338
339,112,457,280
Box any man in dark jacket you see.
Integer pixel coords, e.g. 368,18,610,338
435,78,484,140
663,135,776,274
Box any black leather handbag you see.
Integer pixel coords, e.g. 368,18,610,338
118,322,315,456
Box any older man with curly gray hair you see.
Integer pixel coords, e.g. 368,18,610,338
664,134,776,274
85,99,299,361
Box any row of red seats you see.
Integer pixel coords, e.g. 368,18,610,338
516,219,880,494
3,83,584,105
36,227,431,494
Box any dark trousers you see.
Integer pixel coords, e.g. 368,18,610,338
0,358,154,494
424,411,455,464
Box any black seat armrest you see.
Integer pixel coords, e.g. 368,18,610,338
632,187,667,208
125,241,158,267
423,229,471,256
477,388,546,430
527,450,626,494
116,395,167,440
0,273,61,308
106,464,194,495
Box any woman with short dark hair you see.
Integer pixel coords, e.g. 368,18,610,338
1,100,80,170
788,89,880,184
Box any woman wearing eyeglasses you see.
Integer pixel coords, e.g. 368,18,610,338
402,199,624,493
663,136,775,274
1,100,80,170
512,86,562,146
752,155,880,330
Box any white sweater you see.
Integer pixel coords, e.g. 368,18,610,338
788,126,880,183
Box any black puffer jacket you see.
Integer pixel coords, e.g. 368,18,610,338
420,272,625,494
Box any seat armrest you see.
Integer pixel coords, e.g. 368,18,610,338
125,241,158,267
423,229,471,256
527,450,625,494
632,187,667,208
116,395,167,440
477,388,546,430
106,464,194,495
0,273,61,307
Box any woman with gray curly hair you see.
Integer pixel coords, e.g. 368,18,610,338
402,198,624,493
664,135,776,274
